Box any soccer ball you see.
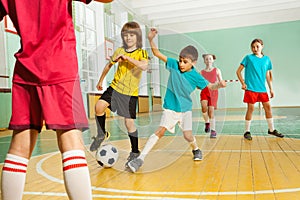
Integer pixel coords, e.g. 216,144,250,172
96,144,119,168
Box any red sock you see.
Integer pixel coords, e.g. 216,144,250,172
1,154,28,200
62,150,92,200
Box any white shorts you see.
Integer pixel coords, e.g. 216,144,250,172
159,109,192,133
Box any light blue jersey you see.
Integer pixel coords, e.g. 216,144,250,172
241,54,272,93
163,58,208,112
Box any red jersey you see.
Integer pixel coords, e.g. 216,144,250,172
0,0,91,85
201,68,218,83
200,68,219,108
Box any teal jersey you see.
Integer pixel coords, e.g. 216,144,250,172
163,58,208,112
241,54,272,93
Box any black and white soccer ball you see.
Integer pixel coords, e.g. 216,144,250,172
96,144,119,168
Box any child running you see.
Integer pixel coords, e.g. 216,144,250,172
200,54,223,138
0,1,112,200
236,38,284,140
128,28,226,173
90,21,149,167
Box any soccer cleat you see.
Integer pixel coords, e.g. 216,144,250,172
204,123,210,133
210,130,217,138
125,151,140,167
244,131,252,140
192,149,203,161
128,158,144,173
268,129,284,138
89,131,110,151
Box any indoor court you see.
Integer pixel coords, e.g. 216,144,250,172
0,107,299,199
1,0,300,200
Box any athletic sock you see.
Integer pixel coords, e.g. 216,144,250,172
96,114,106,137
245,120,251,132
202,112,209,123
62,150,92,200
210,117,216,131
128,130,139,153
266,118,274,132
138,134,159,161
189,137,199,150
1,154,28,200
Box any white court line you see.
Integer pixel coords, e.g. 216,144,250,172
35,151,300,198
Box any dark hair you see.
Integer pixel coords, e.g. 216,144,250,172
179,45,198,62
121,21,143,49
251,38,264,47
202,54,216,60
251,38,264,55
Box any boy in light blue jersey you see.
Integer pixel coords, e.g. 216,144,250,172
236,38,284,140
128,28,226,173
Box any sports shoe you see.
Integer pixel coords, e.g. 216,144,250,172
210,130,217,138
244,131,252,140
268,129,284,138
128,158,143,173
125,151,140,167
204,123,210,133
89,131,110,151
192,149,203,161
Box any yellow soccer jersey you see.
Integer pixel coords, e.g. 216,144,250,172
110,47,148,96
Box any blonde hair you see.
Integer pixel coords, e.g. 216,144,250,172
121,21,143,49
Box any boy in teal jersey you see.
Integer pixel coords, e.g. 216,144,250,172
236,38,284,140
128,28,226,173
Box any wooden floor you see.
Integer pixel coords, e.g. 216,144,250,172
0,108,300,199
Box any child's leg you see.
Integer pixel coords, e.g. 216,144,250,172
95,99,110,130
245,103,255,131
183,130,202,160
262,101,274,131
128,127,165,173
208,106,216,130
57,129,92,200
183,130,198,150
139,127,166,161
125,118,140,153
90,99,110,151
1,129,38,200
201,100,209,123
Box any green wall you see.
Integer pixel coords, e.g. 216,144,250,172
0,33,19,128
159,20,300,108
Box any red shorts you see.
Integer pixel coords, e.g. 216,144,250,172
243,90,269,104
9,81,88,132
200,87,218,108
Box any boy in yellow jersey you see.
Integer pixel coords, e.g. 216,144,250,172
90,22,149,167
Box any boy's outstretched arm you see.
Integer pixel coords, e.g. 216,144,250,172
148,28,167,63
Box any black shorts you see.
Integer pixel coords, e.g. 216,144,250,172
100,86,138,119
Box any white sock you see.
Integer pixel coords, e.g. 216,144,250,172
202,112,209,123
245,120,251,132
266,118,274,132
1,154,28,200
62,150,92,200
189,137,199,150
210,117,216,131
138,134,159,161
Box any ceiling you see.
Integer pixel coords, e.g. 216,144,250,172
117,0,300,34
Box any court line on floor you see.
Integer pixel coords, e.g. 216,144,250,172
35,151,300,198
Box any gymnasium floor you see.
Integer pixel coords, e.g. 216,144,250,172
0,107,299,200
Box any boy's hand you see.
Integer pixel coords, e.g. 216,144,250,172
219,80,226,88
148,28,158,41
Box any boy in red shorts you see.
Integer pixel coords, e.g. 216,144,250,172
0,0,112,199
